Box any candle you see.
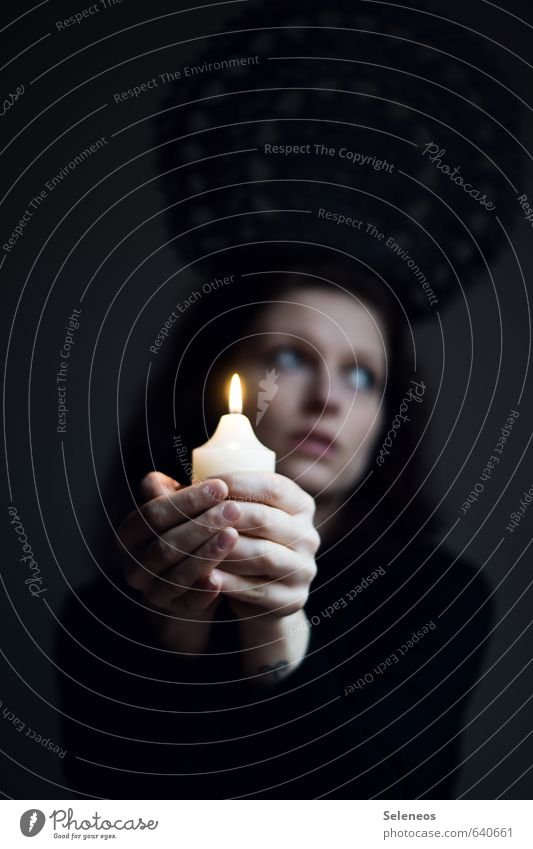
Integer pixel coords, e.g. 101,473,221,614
191,373,276,482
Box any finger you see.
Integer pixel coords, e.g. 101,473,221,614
128,500,243,582
118,477,229,551
146,570,224,616
216,472,315,517
229,502,320,552
218,570,310,615
220,536,307,584
181,569,225,613
139,471,179,501
146,528,238,605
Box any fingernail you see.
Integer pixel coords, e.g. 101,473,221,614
203,479,226,501
222,502,241,521
217,530,235,550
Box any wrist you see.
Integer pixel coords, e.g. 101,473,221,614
238,608,307,639
238,609,311,688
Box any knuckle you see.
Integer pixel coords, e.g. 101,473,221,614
244,504,267,532
285,596,307,616
152,534,178,566
292,488,315,515
258,541,280,569
146,589,172,611
248,581,268,599
303,491,316,515
143,498,165,530
294,524,320,554
304,560,318,583
307,528,321,553
125,567,149,593
267,474,285,503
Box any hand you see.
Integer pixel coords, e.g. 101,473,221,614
116,471,241,655
211,472,321,686
212,471,320,620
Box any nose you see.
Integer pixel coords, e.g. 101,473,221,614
303,362,342,415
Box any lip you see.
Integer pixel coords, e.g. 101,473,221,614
290,429,338,459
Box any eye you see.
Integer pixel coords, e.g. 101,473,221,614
267,345,306,370
347,366,376,392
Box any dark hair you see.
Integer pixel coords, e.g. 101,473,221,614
101,242,438,572
102,0,526,572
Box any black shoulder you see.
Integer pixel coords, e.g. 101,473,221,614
431,545,494,623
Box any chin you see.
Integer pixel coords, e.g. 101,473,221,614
277,453,369,498
276,457,340,496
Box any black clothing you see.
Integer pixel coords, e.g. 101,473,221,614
57,535,493,799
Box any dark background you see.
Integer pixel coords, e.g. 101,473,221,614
1,0,532,798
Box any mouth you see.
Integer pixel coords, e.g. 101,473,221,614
290,429,338,459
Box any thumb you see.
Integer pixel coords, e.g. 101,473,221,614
139,470,180,502
183,570,224,613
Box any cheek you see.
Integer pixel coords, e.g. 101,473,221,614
240,370,302,438
257,374,306,416
331,403,383,489
342,398,384,453
273,376,305,404
254,381,301,440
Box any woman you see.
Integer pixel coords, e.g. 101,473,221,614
57,248,493,799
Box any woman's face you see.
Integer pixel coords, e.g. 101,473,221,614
235,285,387,499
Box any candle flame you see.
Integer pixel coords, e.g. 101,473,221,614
229,373,243,414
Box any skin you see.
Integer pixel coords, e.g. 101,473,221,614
238,286,387,537
117,286,387,687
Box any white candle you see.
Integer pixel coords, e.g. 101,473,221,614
192,374,276,482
